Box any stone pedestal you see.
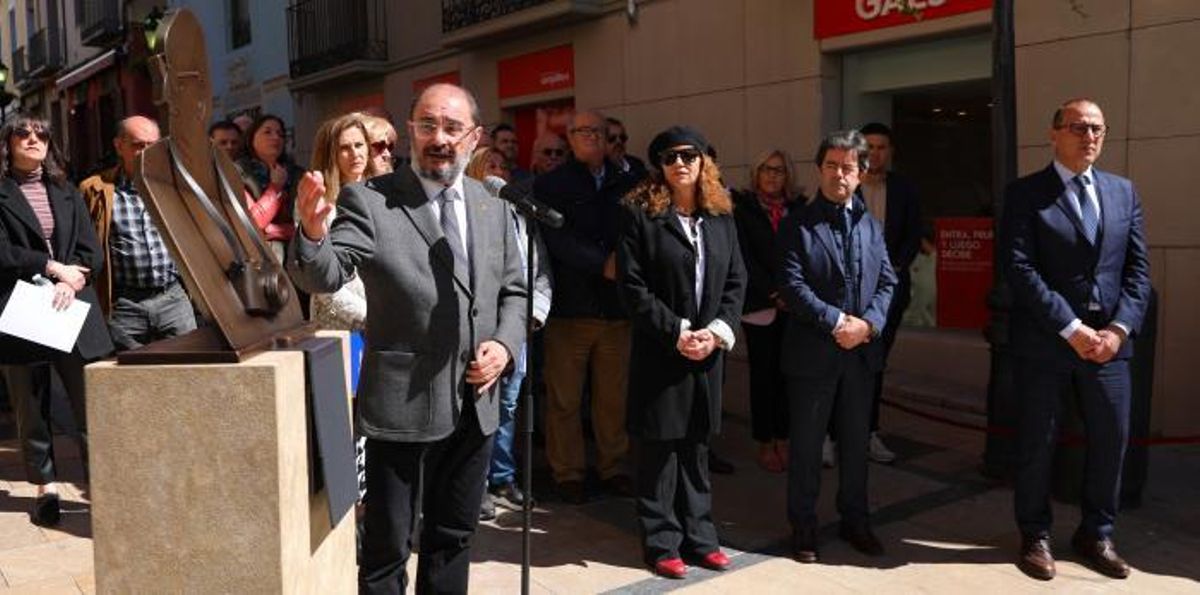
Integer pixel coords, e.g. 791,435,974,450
87,340,355,593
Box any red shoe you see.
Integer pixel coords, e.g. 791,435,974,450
653,557,687,579
698,550,731,571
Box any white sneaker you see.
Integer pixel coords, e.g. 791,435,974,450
868,432,896,464
822,436,836,468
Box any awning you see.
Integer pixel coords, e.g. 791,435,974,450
54,49,117,90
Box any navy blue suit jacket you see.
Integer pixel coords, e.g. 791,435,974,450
1001,164,1151,365
777,194,897,377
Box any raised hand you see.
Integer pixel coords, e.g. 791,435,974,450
296,171,332,241
269,162,288,190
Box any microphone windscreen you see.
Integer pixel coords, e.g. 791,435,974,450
482,175,507,197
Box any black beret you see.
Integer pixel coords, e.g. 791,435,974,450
647,125,709,170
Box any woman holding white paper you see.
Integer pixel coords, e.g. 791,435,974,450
0,113,114,526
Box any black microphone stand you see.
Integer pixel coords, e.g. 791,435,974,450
521,215,537,595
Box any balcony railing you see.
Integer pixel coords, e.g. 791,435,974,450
288,0,387,79
27,26,64,77
12,47,27,85
441,0,553,32
80,0,123,47
440,0,603,46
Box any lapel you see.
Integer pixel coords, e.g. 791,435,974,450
1094,169,1120,257
659,205,694,255
386,169,473,297
465,181,492,298
46,180,75,259
0,176,46,242
811,195,845,276
1047,165,1091,245
698,215,720,316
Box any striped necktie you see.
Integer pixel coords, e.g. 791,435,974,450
1073,175,1098,244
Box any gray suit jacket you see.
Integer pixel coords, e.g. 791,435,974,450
288,168,527,442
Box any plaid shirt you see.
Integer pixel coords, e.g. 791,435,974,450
109,176,178,291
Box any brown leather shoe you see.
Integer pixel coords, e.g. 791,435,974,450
839,525,885,557
1072,532,1131,579
1018,535,1056,581
792,527,819,563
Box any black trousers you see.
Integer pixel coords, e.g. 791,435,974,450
870,276,911,432
1014,355,1130,540
4,351,90,485
635,398,719,564
743,317,789,443
787,353,874,531
358,400,493,595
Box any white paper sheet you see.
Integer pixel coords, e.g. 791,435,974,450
0,280,90,352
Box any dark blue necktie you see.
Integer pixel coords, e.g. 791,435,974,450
840,206,860,315
1073,175,1098,244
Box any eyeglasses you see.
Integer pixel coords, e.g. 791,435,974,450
821,162,859,176
1058,122,1109,137
659,149,701,167
607,133,628,144
371,140,395,154
14,127,50,143
411,118,478,143
760,165,786,177
570,126,602,139
542,148,566,158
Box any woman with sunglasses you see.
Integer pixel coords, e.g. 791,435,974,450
616,126,745,579
361,115,397,175
0,114,114,526
733,149,803,473
238,114,305,261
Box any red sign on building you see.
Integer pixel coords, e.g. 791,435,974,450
815,0,992,39
498,45,574,100
935,217,993,329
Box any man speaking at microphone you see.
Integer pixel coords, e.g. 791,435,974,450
289,83,526,594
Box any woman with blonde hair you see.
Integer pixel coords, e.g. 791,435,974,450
617,126,745,579
733,148,803,473
465,146,511,183
361,115,397,175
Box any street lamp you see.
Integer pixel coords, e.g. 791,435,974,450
143,7,165,52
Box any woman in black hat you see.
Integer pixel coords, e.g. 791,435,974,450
616,126,745,578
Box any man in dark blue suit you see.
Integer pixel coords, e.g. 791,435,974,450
778,130,897,562
1001,98,1151,581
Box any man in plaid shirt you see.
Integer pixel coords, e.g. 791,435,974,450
81,116,196,351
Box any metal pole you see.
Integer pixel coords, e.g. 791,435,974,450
521,217,536,595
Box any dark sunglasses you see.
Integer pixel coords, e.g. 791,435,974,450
370,140,395,154
14,127,50,143
659,149,701,167
542,148,566,157
607,133,628,144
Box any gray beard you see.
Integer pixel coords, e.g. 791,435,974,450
412,147,469,185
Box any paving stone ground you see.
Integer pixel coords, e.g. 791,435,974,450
0,353,1196,594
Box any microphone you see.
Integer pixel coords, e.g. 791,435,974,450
482,176,564,229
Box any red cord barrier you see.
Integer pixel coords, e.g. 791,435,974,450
880,397,1200,446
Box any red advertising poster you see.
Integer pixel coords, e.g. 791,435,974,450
498,45,574,100
935,217,993,329
413,71,461,94
815,0,992,39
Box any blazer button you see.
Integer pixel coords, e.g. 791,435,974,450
471,307,479,318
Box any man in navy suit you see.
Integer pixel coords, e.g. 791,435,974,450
778,130,896,562
1002,98,1151,581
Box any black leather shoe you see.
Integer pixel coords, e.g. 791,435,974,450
1018,534,1056,581
708,450,735,475
1072,531,1130,579
556,480,587,504
792,527,819,563
479,491,497,521
602,474,635,498
31,492,61,527
839,525,884,556
490,481,532,507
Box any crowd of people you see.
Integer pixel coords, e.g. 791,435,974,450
0,84,1149,592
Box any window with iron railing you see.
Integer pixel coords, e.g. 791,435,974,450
441,0,553,32
287,0,387,79
230,0,251,49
